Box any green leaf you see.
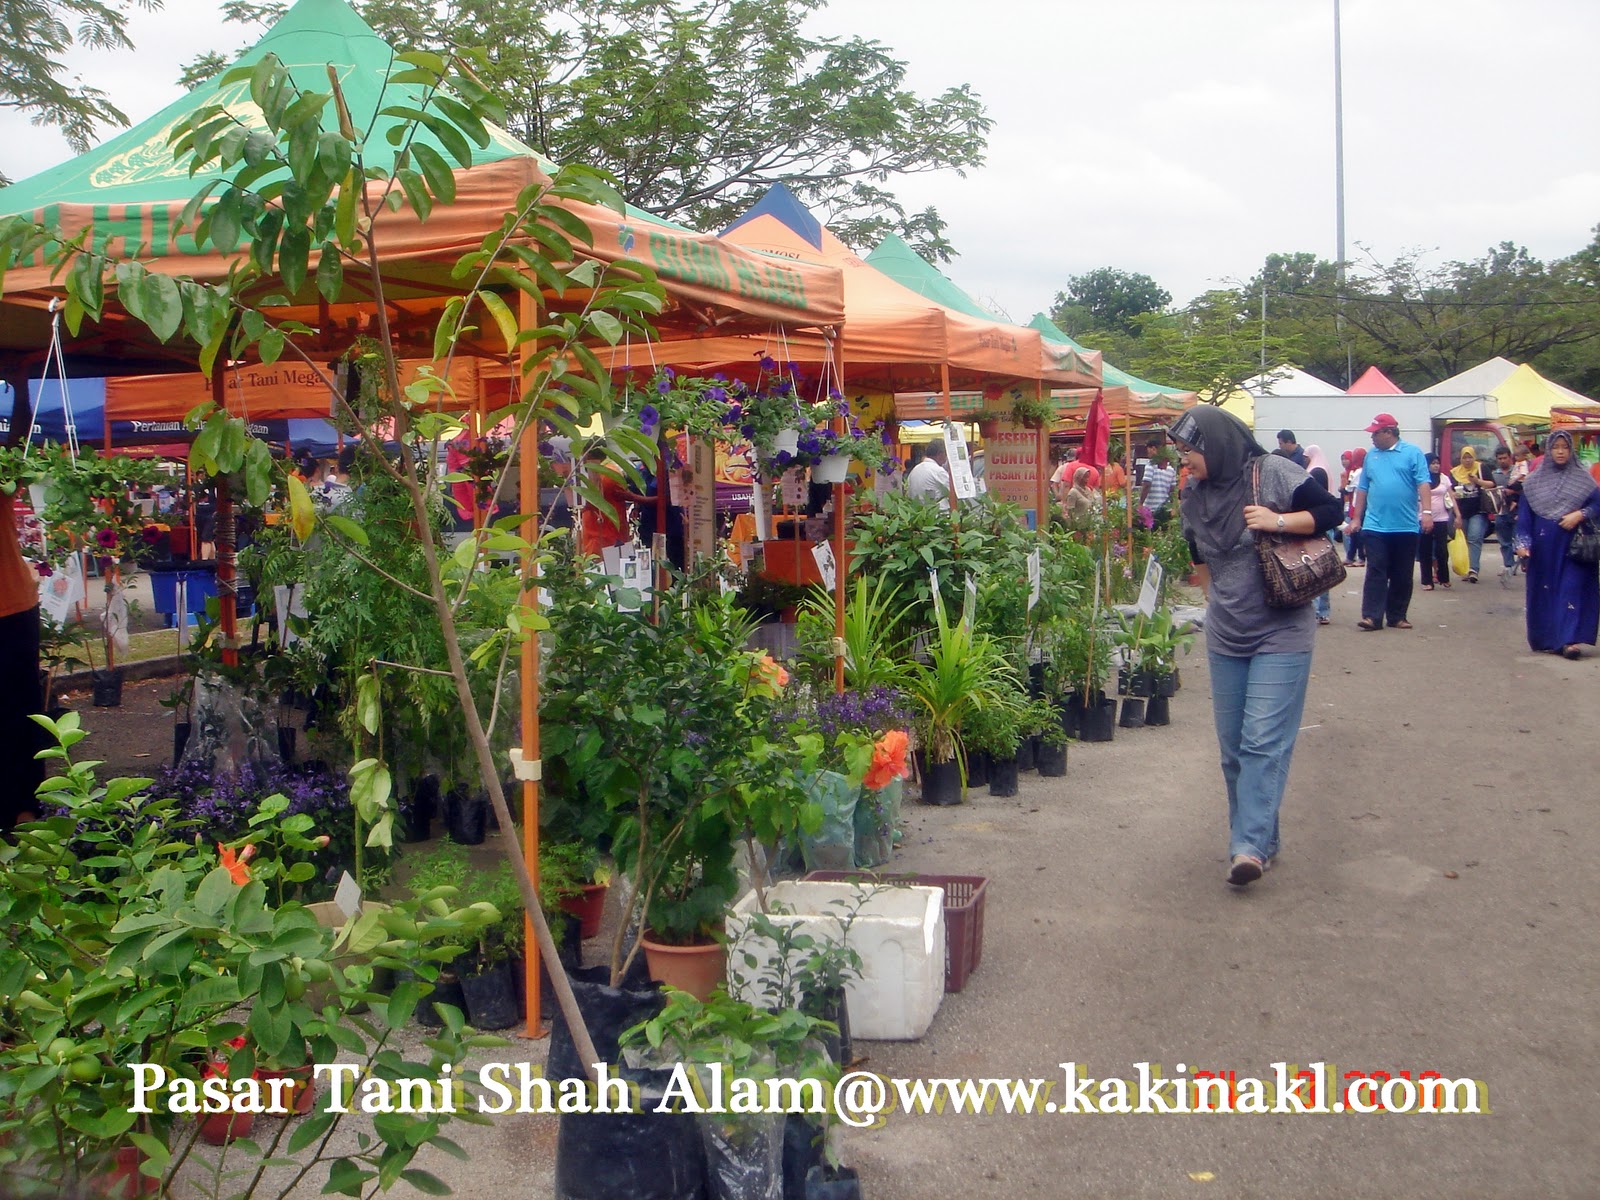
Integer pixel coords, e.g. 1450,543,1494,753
478,290,518,351
258,325,286,365
400,1170,452,1196
280,225,311,294
355,674,380,735
411,142,457,207
316,247,343,303
323,1157,374,1196
396,168,433,223
323,513,369,545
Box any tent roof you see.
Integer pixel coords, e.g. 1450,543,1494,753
1419,357,1596,423
1243,366,1344,397
859,236,1099,384
1024,313,1196,412
1418,357,1519,396
1346,365,1404,395
0,0,844,375
606,185,1100,409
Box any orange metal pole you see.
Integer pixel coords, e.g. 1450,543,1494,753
831,338,846,695
517,287,544,1037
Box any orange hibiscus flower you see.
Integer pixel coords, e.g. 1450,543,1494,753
862,730,910,790
217,842,255,885
754,653,790,690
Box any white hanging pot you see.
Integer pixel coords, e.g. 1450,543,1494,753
770,428,800,456
811,453,850,485
27,480,57,512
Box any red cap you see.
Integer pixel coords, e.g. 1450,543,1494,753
1365,412,1400,433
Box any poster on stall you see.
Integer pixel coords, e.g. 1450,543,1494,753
943,422,978,501
982,420,1043,528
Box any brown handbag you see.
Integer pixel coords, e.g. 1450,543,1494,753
1251,461,1348,609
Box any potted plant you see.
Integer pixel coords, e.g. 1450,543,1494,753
960,683,1029,798
1138,607,1195,726
1049,615,1116,743
1031,698,1070,777
621,987,844,1200
544,841,612,941
904,591,1025,805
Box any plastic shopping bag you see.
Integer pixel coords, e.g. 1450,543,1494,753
1449,528,1470,578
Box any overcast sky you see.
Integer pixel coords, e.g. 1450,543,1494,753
4,0,1597,324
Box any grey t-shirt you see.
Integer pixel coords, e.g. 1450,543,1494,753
1185,453,1316,658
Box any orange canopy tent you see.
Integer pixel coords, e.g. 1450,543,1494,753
598,186,1100,416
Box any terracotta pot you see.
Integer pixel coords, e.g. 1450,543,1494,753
558,882,609,940
259,1064,316,1115
198,1106,255,1145
96,1144,159,1198
640,933,727,1000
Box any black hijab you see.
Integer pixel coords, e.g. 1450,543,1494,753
1169,406,1266,559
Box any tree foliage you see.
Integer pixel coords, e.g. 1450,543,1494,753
0,0,162,177
191,0,990,260
1049,266,1171,338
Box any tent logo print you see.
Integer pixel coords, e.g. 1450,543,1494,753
90,81,271,190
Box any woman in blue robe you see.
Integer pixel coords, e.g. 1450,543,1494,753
1514,431,1600,658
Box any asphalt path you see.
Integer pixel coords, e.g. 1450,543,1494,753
851,569,1599,1199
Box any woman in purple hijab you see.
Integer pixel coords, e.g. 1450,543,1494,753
1514,430,1600,658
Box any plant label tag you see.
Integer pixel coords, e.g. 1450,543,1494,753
811,540,836,592
1137,556,1164,618
943,421,978,500
333,872,362,921
1027,549,1041,611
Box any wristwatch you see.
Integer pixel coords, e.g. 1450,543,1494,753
1276,515,1286,531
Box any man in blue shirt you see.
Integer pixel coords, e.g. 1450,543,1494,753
1349,412,1433,630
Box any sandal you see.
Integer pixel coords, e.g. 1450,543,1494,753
1420,584,1434,591
1563,645,1583,660
1357,618,1381,631
1393,620,1413,630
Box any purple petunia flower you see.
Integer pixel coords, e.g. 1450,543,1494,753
706,387,728,404
95,528,118,549
35,561,53,577
775,450,793,466
759,355,777,371
657,379,671,394
740,424,757,440
640,405,660,433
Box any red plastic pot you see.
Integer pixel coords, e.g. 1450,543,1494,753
558,882,610,940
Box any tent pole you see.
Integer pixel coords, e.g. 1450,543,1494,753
831,335,846,695
213,366,238,668
517,286,545,1039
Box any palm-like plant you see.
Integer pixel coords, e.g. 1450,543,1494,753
904,592,1025,781
799,574,912,692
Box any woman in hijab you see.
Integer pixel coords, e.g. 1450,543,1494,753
1061,466,1099,524
1450,446,1494,582
1340,447,1367,565
1418,453,1460,591
1514,430,1600,658
1169,407,1343,886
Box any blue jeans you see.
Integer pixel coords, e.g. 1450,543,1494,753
1494,512,1516,568
1207,649,1313,863
1462,512,1488,574
1312,533,1335,619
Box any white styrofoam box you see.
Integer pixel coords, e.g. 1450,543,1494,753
727,881,945,1041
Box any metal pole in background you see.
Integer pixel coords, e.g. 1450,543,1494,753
1333,0,1352,387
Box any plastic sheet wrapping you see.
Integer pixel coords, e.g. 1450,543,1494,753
103,583,130,656
179,669,282,775
852,779,901,869
701,1108,785,1200
800,771,858,873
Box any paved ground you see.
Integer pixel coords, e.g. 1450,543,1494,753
64,568,1600,1199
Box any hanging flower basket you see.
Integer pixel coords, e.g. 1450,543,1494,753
812,453,850,485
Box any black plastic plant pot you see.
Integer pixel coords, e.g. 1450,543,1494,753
1119,698,1147,729
805,1165,862,1200
988,754,1020,797
1144,694,1172,726
446,787,487,845
550,966,708,1200
414,972,465,1029
91,667,124,708
1078,694,1117,743
1156,671,1179,698
1015,734,1037,772
783,1115,827,1200
460,961,520,1030
964,750,990,789
276,726,297,765
1036,740,1067,777
919,756,963,806
1057,696,1080,741
1129,670,1154,698
172,721,191,766
1028,660,1046,698
401,775,440,844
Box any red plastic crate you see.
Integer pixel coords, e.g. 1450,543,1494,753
803,871,989,993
